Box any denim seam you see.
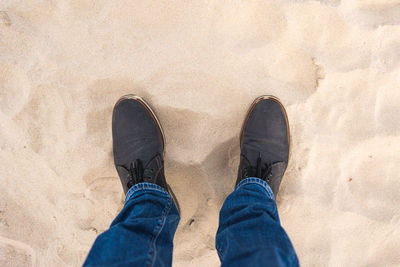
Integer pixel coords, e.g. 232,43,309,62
236,177,275,200
146,193,172,267
125,183,169,203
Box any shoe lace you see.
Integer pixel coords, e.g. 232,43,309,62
242,152,275,182
121,159,155,188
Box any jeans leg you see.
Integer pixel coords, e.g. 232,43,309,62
216,177,299,267
83,183,180,267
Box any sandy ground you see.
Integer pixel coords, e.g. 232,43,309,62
1,0,400,266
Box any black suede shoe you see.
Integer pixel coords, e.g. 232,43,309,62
236,95,290,197
112,95,167,194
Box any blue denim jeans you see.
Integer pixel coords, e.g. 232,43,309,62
84,178,299,267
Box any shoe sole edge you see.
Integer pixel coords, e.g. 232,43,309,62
112,95,182,207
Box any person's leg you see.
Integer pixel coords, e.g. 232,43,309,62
216,96,299,266
84,95,179,266
216,177,298,267
84,183,179,266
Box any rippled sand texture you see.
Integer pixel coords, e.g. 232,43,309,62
1,0,400,266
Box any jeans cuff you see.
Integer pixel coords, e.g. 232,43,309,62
235,177,275,201
125,182,170,203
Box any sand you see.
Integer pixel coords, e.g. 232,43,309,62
1,0,400,266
